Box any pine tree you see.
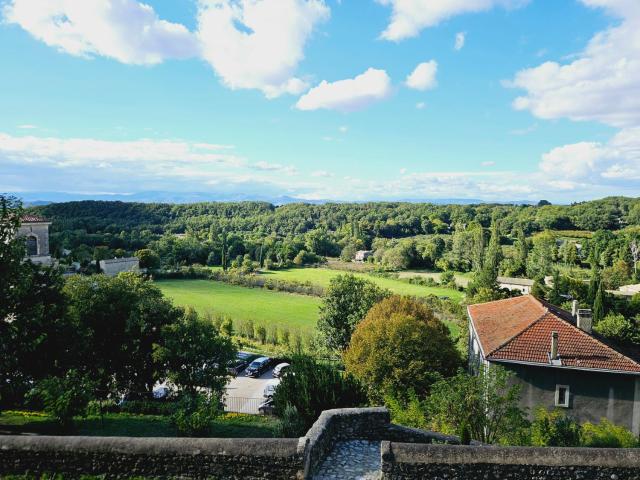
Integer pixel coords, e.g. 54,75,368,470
593,280,606,323
547,270,563,306
515,227,528,274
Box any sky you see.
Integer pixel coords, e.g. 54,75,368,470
0,0,639,203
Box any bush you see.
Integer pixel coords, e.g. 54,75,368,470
385,390,429,430
171,393,221,436
27,370,96,428
581,419,638,448
274,404,306,437
272,355,367,430
530,408,581,447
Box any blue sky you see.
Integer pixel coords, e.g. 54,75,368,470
1,0,638,203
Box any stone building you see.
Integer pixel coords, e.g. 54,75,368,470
17,214,53,266
355,250,373,262
468,295,640,435
99,257,140,277
496,276,535,294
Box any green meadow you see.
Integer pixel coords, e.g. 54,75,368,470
156,279,320,333
260,267,464,301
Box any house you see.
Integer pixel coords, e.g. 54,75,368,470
468,295,640,435
354,250,373,262
99,257,140,277
496,276,535,294
17,214,53,266
610,284,640,297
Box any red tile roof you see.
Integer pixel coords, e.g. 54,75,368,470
469,295,640,374
21,214,48,223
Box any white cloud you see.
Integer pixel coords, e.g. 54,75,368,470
481,161,495,167
454,32,465,50
405,61,437,91
415,101,426,109
0,132,243,169
252,160,298,175
296,68,393,112
377,0,527,41
3,0,199,65
509,0,640,128
17,124,37,129
197,0,329,98
311,170,334,177
539,128,640,185
339,125,348,133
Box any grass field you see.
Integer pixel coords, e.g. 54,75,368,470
0,411,277,438
261,267,464,301
157,279,320,332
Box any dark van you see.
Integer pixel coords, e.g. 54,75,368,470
245,357,271,378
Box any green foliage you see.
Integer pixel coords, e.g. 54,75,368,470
530,408,581,447
344,296,461,401
272,355,367,430
594,313,640,344
425,366,528,445
171,392,222,437
593,279,606,323
581,418,639,448
274,404,306,437
135,248,161,269
28,370,96,428
385,390,429,430
64,272,182,396
153,308,235,395
317,274,390,351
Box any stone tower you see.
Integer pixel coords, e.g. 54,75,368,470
17,214,53,266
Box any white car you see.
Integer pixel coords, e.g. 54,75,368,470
272,362,290,378
262,379,280,399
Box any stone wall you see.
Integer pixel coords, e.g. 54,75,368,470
381,442,640,480
301,407,459,477
0,435,305,480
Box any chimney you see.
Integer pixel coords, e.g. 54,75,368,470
577,309,593,334
571,300,578,318
551,331,559,361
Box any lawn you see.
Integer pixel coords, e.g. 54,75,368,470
0,410,278,438
156,279,320,333
260,267,464,301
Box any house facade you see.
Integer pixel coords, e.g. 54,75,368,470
17,215,53,266
496,276,535,294
99,257,140,276
468,295,640,435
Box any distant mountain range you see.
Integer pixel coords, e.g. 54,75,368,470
11,191,536,206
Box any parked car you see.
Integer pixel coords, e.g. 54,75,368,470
262,380,280,399
245,356,271,378
227,352,258,375
258,398,275,415
152,386,171,400
272,362,290,378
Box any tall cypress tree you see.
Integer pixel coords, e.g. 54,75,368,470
593,279,606,323
588,265,599,305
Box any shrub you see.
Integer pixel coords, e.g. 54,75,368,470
385,390,429,430
272,355,367,430
530,408,581,447
581,419,638,448
274,404,306,437
171,393,221,436
28,370,96,428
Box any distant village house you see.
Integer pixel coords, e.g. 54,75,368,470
99,257,140,277
354,250,373,262
468,295,640,435
496,276,535,295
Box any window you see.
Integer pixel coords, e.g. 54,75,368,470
26,236,38,256
555,384,570,408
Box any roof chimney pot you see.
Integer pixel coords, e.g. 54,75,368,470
577,309,593,334
551,331,559,361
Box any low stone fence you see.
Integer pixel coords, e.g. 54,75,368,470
381,442,640,480
0,435,306,480
301,407,459,477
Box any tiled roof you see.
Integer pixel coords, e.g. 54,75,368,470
21,214,48,223
469,295,640,374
